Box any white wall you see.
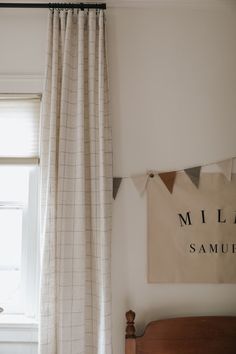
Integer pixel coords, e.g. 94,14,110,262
0,1,236,354
107,3,236,354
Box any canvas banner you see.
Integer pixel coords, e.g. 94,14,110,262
148,172,236,283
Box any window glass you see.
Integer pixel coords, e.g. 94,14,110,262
0,208,23,313
0,166,29,203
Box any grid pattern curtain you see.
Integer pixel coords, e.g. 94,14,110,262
39,9,112,354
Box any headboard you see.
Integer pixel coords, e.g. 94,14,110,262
125,310,236,354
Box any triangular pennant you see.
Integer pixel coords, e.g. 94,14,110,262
113,177,122,199
158,171,176,194
131,174,149,196
217,159,233,181
184,166,201,188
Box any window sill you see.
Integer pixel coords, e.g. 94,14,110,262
0,315,38,343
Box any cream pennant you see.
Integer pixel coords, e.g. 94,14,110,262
131,173,150,195
217,159,233,181
113,177,122,199
184,166,201,188
158,171,176,194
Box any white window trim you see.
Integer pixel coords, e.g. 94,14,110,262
0,321,38,343
0,84,42,342
0,157,39,165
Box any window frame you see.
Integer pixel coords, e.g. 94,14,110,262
0,77,43,344
0,93,41,330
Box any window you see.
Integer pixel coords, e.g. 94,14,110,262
0,95,40,323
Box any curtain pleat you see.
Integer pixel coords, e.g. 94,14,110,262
39,9,112,354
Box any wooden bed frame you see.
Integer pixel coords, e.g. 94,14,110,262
125,310,236,354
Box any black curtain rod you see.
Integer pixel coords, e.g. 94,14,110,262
0,3,106,9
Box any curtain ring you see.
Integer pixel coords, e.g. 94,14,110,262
65,2,72,13
52,3,60,12
80,3,85,11
48,2,54,12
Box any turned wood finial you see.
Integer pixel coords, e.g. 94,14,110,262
125,310,136,338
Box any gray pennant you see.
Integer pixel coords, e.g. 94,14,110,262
113,177,122,199
184,166,201,188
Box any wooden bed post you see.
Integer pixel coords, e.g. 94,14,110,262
125,310,136,354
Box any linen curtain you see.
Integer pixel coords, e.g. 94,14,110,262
39,9,112,354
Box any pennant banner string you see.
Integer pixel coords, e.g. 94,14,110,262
114,156,235,179
113,157,235,197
